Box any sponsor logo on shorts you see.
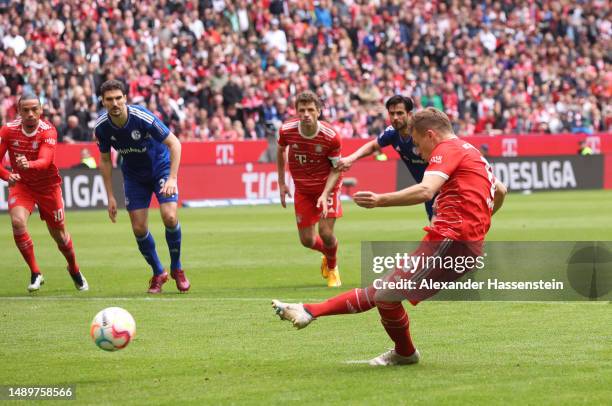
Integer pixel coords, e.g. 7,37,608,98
9,197,16,204
296,215,301,224
131,130,141,140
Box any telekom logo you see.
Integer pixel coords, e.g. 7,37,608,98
585,136,601,154
216,144,234,165
502,138,517,157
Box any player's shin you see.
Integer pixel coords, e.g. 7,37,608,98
303,287,376,317
165,222,182,271
376,301,416,357
136,232,165,275
13,230,41,274
57,234,79,274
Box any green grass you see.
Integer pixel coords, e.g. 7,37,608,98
0,190,611,405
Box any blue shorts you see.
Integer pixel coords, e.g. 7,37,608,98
123,175,178,211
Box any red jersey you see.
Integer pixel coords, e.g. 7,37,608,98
0,118,61,190
278,118,342,195
424,137,496,241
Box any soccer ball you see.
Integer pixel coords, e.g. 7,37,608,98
90,307,136,351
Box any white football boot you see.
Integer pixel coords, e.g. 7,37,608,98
27,273,44,292
272,300,313,329
368,349,421,366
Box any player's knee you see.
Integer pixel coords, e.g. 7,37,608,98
10,216,27,231
299,235,315,248
162,213,178,228
132,225,148,237
319,231,335,245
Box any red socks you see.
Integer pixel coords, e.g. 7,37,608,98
13,231,40,274
303,287,416,357
58,237,79,274
376,301,416,357
310,235,338,269
304,287,376,317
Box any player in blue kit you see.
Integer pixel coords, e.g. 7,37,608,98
95,80,190,294
337,95,434,220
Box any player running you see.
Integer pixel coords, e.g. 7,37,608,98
336,95,434,220
0,93,88,292
277,91,343,287
273,108,507,365
95,80,190,294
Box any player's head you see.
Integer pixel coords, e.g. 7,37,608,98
409,107,454,160
385,95,414,132
17,92,42,130
295,91,321,127
100,80,128,118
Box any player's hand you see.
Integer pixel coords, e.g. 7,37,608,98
15,155,29,170
316,193,329,218
336,157,354,172
160,177,178,197
353,191,380,208
7,173,20,186
279,184,292,208
108,196,117,223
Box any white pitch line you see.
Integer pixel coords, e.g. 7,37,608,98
343,360,370,364
0,296,323,302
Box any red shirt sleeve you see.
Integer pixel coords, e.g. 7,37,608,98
28,128,57,170
424,141,462,181
277,127,287,147
327,131,342,167
0,128,10,181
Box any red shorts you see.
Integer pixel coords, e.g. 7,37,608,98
8,182,65,229
374,233,484,305
294,188,342,229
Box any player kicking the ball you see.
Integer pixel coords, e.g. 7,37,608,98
95,80,190,294
0,93,88,292
277,91,343,287
273,108,507,365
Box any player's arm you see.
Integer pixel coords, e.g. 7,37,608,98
336,139,382,171
0,134,19,184
354,174,445,208
99,151,117,223
277,144,291,208
316,167,342,217
161,133,181,197
492,179,507,216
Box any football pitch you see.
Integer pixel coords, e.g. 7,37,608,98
1,190,611,405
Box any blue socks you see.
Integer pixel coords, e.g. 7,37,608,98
165,223,182,272
136,232,165,275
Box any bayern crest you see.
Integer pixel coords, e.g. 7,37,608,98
131,130,141,140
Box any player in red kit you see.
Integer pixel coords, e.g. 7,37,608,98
273,108,507,365
277,91,343,287
0,94,88,292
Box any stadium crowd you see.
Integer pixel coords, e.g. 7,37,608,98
0,0,609,142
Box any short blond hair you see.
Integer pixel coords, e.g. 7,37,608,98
410,107,453,135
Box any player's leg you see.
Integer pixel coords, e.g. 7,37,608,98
8,184,42,291
124,176,167,292
37,185,88,291
318,217,340,287
129,208,168,293
272,286,377,328
294,190,335,282
46,225,88,291
159,201,190,292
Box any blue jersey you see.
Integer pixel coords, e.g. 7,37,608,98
95,105,171,182
377,125,434,220
377,125,428,182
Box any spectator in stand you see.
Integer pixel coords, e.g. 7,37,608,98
0,1,608,140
